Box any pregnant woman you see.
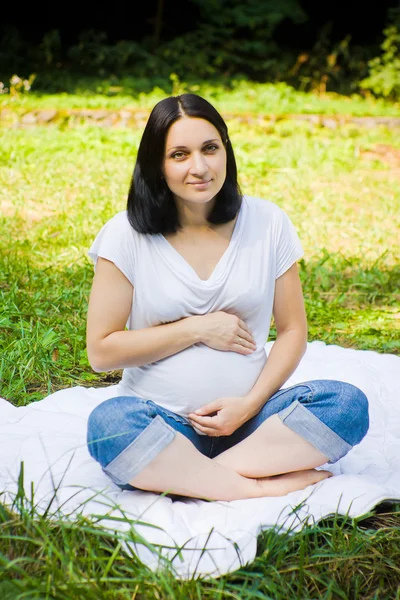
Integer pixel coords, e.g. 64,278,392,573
86,93,369,501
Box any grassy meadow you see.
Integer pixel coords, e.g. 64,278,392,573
3,76,400,116
0,82,400,598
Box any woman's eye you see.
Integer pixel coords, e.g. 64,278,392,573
170,145,218,159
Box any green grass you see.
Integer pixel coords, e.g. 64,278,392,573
1,85,400,597
2,77,400,116
1,492,400,599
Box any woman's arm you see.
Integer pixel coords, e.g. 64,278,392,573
244,262,308,416
86,257,201,372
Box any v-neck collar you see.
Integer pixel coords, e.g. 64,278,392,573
149,197,247,287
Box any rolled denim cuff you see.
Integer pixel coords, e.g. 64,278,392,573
104,415,176,486
278,400,352,463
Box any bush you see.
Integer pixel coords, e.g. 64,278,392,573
359,11,400,100
66,30,154,74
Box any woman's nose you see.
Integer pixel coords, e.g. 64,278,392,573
189,152,208,175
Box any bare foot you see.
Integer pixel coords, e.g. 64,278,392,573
252,469,333,498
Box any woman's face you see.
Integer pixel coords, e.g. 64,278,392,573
161,116,227,208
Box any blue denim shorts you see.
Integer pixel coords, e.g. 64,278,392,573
86,380,369,491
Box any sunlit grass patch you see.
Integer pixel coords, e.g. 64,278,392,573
231,119,400,264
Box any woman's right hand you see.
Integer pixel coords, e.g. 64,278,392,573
194,311,257,355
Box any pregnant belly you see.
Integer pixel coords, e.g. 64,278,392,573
121,343,267,417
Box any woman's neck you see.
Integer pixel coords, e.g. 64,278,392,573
175,197,216,231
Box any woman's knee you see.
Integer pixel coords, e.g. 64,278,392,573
311,380,370,447
344,383,370,444
86,395,152,467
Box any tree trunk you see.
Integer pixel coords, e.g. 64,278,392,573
153,0,164,48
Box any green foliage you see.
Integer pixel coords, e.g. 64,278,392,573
192,0,306,28
49,0,306,81
300,253,400,354
66,30,155,75
161,0,307,79
1,3,400,97
0,27,28,73
0,481,399,598
39,29,62,66
0,73,36,98
287,24,372,95
359,9,400,100
2,77,400,117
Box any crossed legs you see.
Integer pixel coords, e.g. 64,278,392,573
87,380,369,501
130,425,332,501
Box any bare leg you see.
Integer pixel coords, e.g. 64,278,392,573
213,414,329,477
129,431,331,501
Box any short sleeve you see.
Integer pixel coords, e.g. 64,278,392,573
88,211,135,285
275,210,304,279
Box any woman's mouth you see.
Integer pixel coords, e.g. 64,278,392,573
188,180,212,189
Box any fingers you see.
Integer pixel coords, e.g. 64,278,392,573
237,329,256,347
237,320,256,345
189,414,215,427
233,327,257,353
193,425,219,436
189,420,219,436
232,343,255,355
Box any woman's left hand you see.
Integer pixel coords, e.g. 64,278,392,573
187,397,252,437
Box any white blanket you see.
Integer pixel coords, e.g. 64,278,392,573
1,341,399,580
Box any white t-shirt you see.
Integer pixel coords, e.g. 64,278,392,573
88,195,304,426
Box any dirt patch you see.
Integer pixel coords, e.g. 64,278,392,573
360,144,400,168
0,199,56,223
2,108,400,130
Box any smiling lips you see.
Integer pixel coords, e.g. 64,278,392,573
188,180,212,186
